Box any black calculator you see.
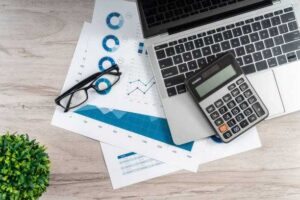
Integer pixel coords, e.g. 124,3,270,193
185,53,269,143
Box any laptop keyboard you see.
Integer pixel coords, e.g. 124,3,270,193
155,7,300,97
143,0,246,28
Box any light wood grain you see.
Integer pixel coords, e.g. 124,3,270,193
0,0,300,199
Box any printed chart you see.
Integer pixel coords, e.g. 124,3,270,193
75,105,194,151
118,152,162,175
90,0,163,116
53,1,202,172
101,142,179,189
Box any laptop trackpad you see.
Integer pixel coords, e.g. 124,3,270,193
247,71,284,118
273,63,300,113
163,94,214,145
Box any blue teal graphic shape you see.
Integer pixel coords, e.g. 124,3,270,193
102,35,120,52
106,12,124,30
117,152,136,159
98,56,116,71
94,78,112,95
75,105,194,151
138,42,144,54
210,135,223,143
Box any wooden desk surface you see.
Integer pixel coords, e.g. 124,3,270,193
1,0,300,199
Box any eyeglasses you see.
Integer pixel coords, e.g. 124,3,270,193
55,65,121,112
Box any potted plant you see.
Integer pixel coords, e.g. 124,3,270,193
0,133,50,199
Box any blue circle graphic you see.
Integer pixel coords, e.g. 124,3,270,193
94,78,112,95
102,35,120,52
98,56,116,71
106,12,124,30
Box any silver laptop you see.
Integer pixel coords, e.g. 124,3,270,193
136,0,300,145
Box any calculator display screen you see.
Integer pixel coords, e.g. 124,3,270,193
196,65,236,97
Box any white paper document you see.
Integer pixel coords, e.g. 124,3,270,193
52,0,262,189
101,128,261,189
101,143,179,189
52,0,203,172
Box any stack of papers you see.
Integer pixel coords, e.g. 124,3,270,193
52,0,261,189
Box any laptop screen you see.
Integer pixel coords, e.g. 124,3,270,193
137,0,272,38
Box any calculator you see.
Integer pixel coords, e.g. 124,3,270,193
185,53,269,143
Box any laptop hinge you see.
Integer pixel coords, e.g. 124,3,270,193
272,0,281,4
168,0,273,36
159,32,169,38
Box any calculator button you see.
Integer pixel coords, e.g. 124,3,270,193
206,105,216,113
232,125,241,134
223,112,232,121
214,99,224,108
228,83,236,90
240,101,249,110
240,120,249,128
244,89,253,98
227,119,237,127
231,88,240,97
223,94,232,102
244,108,253,116
219,106,228,114
248,114,257,123
236,78,245,85
215,118,224,126
227,100,236,109
252,102,266,117
223,131,232,139
248,96,257,104
232,107,241,115
210,111,220,120
236,113,245,122
239,83,249,91
219,124,229,133
235,95,244,103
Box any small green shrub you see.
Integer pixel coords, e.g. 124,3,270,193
0,133,50,200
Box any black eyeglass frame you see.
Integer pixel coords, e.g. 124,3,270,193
55,65,121,113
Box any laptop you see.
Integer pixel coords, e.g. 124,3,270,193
136,0,300,145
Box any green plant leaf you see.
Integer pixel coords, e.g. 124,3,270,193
0,133,50,200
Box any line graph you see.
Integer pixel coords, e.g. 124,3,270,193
127,77,156,95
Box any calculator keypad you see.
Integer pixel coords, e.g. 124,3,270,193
227,100,236,109
232,125,241,134
231,107,240,116
204,75,268,143
227,119,236,127
231,88,240,97
236,113,245,122
206,105,215,113
210,111,220,120
219,106,228,114
214,100,224,108
235,95,244,103
239,83,248,91
244,108,253,116
223,131,232,139
228,83,236,90
214,118,224,126
244,90,253,98
223,94,232,102
248,114,257,123
252,102,266,117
